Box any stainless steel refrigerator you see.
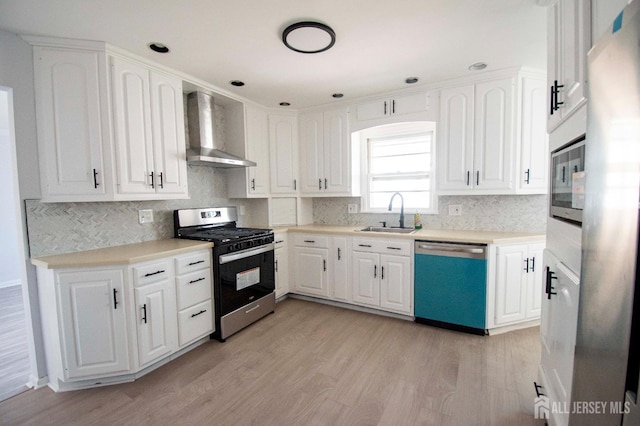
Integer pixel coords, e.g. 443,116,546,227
571,0,640,424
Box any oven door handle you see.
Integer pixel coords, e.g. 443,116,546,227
219,243,275,264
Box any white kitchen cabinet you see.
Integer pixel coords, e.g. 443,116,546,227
494,242,545,326
438,78,515,193
274,232,290,298
547,0,591,131
299,107,355,196
111,55,188,199
539,249,580,426
330,236,350,302
518,76,548,193
52,268,130,381
269,114,298,194
32,46,114,202
292,235,329,297
227,104,270,197
351,238,412,315
355,92,430,121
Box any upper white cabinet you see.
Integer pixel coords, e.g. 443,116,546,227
299,107,358,196
438,77,516,194
269,114,298,194
547,0,591,131
110,56,188,199
32,46,115,202
355,92,431,121
28,37,190,202
227,103,270,198
438,72,547,195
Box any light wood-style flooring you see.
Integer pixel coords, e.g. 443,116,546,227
0,285,30,402
0,298,544,425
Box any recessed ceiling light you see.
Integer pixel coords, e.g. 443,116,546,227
332,93,344,98
279,102,291,106
405,77,419,84
230,80,245,87
468,62,487,71
282,21,336,54
148,42,169,53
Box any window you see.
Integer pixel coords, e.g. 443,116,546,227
359,122,437,213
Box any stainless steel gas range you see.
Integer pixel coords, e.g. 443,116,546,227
174,207,275,341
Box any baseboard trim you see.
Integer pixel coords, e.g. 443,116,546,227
28,374,48,389
488,319,540,335
287,293,414,322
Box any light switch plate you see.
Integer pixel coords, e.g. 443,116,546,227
449,205,462,216
138,209,154,224
348,204,358,214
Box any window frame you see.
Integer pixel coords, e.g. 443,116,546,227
358,121,438,214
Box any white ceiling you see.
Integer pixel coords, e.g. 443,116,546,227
0,0,547,109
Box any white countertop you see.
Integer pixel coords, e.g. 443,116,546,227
31,239,213,269
278,224,545,245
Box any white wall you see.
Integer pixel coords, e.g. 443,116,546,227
0,90,21,287
0,29,46,383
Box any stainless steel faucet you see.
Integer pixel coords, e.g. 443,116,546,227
388,192,405,228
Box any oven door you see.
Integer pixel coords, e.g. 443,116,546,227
217,244,275,316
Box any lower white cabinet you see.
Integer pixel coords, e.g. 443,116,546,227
55,268,130,380
351,238,413,315
330,236,350,302
494,242,545,326
274,232,290,298
293,237,329,298
35,247,213,391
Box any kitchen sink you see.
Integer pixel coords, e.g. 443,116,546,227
358,226,416,234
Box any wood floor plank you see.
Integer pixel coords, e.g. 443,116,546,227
0,298,545,425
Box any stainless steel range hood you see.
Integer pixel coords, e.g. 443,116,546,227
186,91,256,168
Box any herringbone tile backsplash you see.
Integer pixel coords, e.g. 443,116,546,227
26,166,265,257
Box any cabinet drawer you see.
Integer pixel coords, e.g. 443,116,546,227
133,260,171,287
175,250,211,275
293,234,329,248
178,300,213,347
176,269,212,310
352,238,411,256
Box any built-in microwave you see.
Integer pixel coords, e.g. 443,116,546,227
550,135,586,226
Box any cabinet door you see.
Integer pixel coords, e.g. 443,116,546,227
111,56,155,195
275,244,290,299
525,243,545,319
380,254,411,314
495,244,527,325
323,108,351,194
355,99,387,121
149,70,188,196
519,77,548,193
391,92,429,116
351,251,380,307
474,78,515,191
57,269,130,379
245,104,270,195
294,247,328,297
559,0,590,120
299,111,324,194
437,85,474,191
269,114,298,193
331,237,350,302
33,47,110,200
134,280,177,367
547,1,563,131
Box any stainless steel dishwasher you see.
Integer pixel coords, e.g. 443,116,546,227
414,241,487,335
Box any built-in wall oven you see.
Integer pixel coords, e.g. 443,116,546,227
174,207,275,341
550,135,586,226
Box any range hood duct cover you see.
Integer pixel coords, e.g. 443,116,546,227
186,91,256,168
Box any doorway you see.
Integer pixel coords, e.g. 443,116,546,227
0,87,30,401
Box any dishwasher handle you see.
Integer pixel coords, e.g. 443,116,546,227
415,242,486,259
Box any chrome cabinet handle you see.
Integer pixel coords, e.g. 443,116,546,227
245,304,261,314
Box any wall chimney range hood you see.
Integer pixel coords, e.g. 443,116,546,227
186,91,256,168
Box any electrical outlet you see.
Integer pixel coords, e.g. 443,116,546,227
449,204,462,216
348,204,358,214
138,209,154,224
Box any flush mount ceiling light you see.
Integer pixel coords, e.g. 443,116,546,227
282,21,336,54
468,62,487,71
148,42,169,53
